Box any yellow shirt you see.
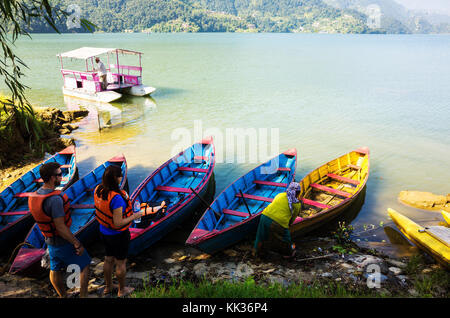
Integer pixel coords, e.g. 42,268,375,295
262,192,301,229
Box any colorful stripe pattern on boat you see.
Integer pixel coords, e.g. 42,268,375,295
186,148,297,254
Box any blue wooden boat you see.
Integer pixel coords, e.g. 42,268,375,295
9,154,128,275
0,146,77,254
128,137,215,257
186,149,297,254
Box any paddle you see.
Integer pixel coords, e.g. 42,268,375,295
189,187,221,221
238,189,252,217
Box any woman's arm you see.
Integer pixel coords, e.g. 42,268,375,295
112,207,142,228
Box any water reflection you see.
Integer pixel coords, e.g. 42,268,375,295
64,95,157,144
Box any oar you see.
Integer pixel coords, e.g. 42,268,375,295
189,187,221,220
238,189,252,217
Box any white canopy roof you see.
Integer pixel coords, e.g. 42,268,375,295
57,47,142,60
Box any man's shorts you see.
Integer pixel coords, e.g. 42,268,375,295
100,229,130,260
47,242,91,272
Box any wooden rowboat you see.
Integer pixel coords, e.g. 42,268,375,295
127,137,215,257
186,149,297,254
290,147,369,238
9,154,128,275
388,208,449,268
0,146,77,254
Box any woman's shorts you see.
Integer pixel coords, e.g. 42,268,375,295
100,229,130,260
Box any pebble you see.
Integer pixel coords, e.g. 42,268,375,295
388,267,402,275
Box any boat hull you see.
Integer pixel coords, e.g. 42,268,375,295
388,208,450,268
122,85,156,97
290,147,370,238
186,149,297,254
62,87,122,103
128,137,215,256
0,146,77,254
9,155,128,275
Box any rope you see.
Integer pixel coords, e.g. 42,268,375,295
0,242,36,276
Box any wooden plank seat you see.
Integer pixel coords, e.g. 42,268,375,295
310,183,352,198
0,210,30,216
155,186,192,194
13,192,35,198
177,167,209,173
326,173,360,186
346,164,361,170
301,198,331,210
60,164,71,169
277,167,291,172
253,180,288,187
194,156,208,161
236,193,274,203
71,204,95,209
34,177,68,183
222,209,250,218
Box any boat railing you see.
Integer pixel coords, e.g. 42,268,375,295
61,69,102,92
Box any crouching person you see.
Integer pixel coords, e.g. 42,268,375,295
29,162,91,298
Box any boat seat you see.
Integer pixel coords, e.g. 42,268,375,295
71,204,95,209
222,209,250,218
60,164,71,169
194,156,208,161
301,198,331,210
0,211,30,216
277,167,291,172
346,164,361,171
13,192,35,198
236,193,273,203
155,186,192,194
177,167,209,173
34,177,68,183
326,173,360,186
253,180,287,187
310,183,352,198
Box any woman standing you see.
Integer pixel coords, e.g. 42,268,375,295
253,182,302,259
94,165,164,297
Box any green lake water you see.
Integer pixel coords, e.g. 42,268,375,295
3,33,450,253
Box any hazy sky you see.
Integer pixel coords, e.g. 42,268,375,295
394,0,450,15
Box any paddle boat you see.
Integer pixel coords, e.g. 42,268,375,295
57,47,156,103
290,147,369,238
9,154,128,275
0,146,77,254
128,137,215,256
186,149,297,254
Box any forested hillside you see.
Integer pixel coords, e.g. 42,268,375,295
20,0,449,34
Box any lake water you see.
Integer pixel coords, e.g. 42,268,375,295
3,33,450,253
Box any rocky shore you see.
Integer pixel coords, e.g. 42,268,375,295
0,231,448,298
399,191,450,212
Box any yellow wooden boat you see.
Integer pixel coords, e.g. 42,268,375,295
290,147,369,237
442,210,450,225
387,208,450,268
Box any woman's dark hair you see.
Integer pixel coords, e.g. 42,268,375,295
96,165,127,202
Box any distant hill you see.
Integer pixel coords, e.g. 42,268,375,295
21,0,450,33
323,0,450,33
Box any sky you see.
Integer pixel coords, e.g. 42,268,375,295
394,0,450,15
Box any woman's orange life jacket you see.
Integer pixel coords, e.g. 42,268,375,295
94,185,133,231
28,190,72,238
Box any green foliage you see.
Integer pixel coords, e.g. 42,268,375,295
20,0,375,34
133,276,380,298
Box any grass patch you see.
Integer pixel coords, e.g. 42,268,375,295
133,277,384,298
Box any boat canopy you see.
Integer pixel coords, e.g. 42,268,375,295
57,47,142,60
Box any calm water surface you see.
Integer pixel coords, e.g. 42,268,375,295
4,33,450,252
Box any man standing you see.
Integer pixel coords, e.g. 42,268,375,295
95,57,107,90
29,162,91,298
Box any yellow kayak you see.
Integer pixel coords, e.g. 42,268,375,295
442,210,450,225
387,208,450,268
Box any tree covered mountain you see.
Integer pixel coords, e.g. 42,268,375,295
21,0,450,33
